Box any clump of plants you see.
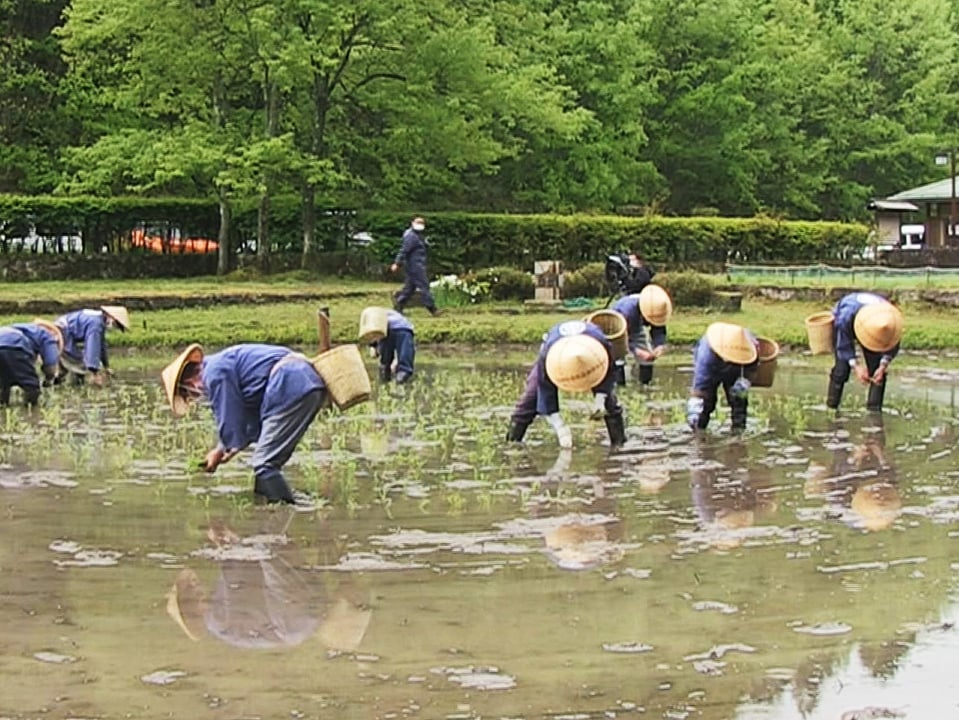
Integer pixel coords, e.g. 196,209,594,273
466,266,534,301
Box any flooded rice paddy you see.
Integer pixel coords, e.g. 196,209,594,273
3,352,959,720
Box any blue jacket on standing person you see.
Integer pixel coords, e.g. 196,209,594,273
161,343,331,506
687,322,760,432
391,217,440,316
826,292,903,412
506,320,626,449
0,321,63,406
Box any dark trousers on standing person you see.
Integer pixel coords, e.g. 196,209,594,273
0,347,41,406
507,364,626,445
394,266,438,315
827,348,886,411
696,369,748,431
378,328,415,383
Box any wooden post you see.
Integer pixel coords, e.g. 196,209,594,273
317,307,331,354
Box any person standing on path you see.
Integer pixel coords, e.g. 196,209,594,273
390,216,440,316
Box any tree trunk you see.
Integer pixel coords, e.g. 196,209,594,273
301,184,316,269
256,78,280,272
217,192,232,276
300,72,330,268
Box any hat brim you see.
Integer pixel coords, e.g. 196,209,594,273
706,323,758,365
161,343,204,417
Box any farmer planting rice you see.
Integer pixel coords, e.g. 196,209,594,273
55,305,129,386
825,292,903,413
686,322,762,432
609,283,673,386
506,319,626,449
359,307,417,384
0,319,63,406
161,342,367,505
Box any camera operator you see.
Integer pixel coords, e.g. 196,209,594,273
605,249,655,297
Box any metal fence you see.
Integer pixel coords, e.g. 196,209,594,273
726,263,959,287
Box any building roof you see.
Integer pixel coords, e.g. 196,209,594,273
887,177,958,202
868,199,919,212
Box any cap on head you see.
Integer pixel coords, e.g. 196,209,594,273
853,302,903,352
101,305,130,332
32,319,64,355
161,343,204,417
638,284,673,326
705,322,758,365
545,333,609,392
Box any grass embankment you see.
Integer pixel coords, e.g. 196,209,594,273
0,275,956,360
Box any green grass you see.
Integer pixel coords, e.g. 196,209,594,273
728,267,959,289
1,274,957,360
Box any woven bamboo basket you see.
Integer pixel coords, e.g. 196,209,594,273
752,337,780,388
584,309,628,359
358,306,390,344
804,312,834,355
311,344,371,410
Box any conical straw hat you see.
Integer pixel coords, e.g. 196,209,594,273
638,284,673,326
545,334,609,392
853,303,903,352
101,305,130,331
706,322,757,364
161,343,204,417
32,319,63,355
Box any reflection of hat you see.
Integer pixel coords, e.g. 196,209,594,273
545,334,609,392
854,303,903,352
850,481,901,531
636,466,671,494
32,319,63,355
161,343,204,417
544,523,621,570
706,322,758,364
318,597,373,652
638,284,673,326
166,569,208,642
100,305,130,331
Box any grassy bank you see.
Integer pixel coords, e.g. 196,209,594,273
0,275,956,358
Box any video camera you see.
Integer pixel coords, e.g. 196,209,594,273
604,252,654,296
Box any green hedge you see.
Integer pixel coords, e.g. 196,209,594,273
0,195,870,272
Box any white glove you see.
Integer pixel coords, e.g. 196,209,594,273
730,377,751,399
687,397,704,429
546,412,572,449
591,393,608,420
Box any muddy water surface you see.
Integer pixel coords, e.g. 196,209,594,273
2,356,959,720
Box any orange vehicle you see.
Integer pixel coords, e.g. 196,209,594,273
131,228,218,254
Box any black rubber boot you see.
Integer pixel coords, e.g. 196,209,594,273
866,382,886,412
253,471,295,504
604,413,627,448
826,379,844,410
730,398,748,431
638,364,653,385
0,387,9,406
23,387,41,407
614,361,626,386
378,365,392,383
506,421,529,442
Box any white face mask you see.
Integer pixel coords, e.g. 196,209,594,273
412,222,425,232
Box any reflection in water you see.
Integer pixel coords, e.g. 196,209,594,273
689,439,777,550
166,511,371,652
805,420,902,532
5,363,959,719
